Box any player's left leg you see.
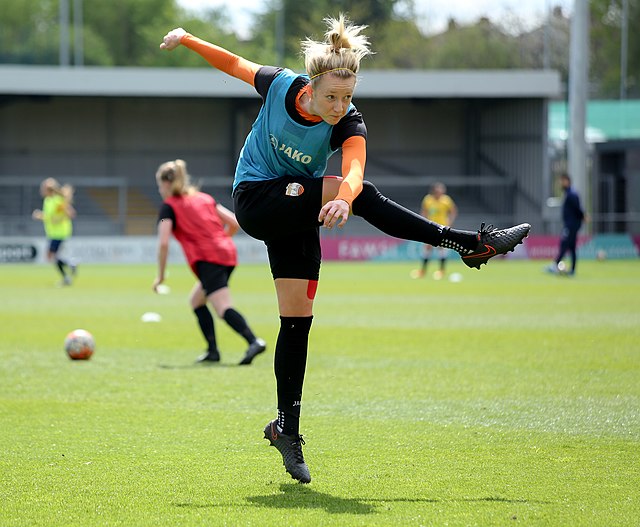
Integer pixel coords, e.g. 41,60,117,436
198,262,266,365
566,230,579,275
333,179,530,269
209,286,266,366
550,229,571,274
410,244,431,279
433,246,448,280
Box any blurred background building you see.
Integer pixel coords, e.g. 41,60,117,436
0,0,638,254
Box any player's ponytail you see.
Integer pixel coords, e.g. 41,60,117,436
302,14,372,86
156,159,198,196
42,177,74,204
61,184,75,204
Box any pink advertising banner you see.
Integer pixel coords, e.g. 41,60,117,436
320,234,639,262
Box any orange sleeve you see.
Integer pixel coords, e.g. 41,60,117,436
180,33,261,86
335,135,366,205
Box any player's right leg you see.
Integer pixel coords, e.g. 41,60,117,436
190,281,220,362
233,180,319,483
49,239,71,285
259,233,319,484
263,276,313,483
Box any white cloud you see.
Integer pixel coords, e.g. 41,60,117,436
416,0,573,34
177,0,263,38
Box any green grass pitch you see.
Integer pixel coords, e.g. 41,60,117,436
1,259,638,526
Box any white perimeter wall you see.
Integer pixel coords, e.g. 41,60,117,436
0,236,268,265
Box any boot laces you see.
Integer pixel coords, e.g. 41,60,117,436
478,222,499,241
289,435,306,463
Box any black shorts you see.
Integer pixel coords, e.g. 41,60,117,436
48,239,64,254
233,177,324,281
195,261,235,295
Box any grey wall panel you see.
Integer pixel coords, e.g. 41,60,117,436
476,99,546,220
0,96,237,180
355,99,465,177
0,94,550,231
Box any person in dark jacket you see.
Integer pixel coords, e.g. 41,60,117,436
549,173,585,275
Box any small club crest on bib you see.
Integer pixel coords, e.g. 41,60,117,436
285,183,305,196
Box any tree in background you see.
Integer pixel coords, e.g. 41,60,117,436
0,0,59,64
423,17,521,69
590,0,639,98
245,0,425,69
81,0,178,66
0,0,241,67
518,6,571,81
0,0,636,100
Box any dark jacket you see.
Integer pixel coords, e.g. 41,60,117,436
562,186,585,231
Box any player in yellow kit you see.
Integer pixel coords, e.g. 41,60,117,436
32,178,77,285
412,182,457,279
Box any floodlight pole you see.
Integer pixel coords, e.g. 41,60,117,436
59,0,71,66
543,0,550,69
74,0,84,67
567,0,589,209
620,0,628,100
275,0,285,65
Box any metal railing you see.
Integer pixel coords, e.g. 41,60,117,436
0,176,128,236
2,175,638,237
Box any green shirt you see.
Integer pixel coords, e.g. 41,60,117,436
42,195,72,240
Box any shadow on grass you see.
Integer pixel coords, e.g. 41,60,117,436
175,489,547,514
246,484,377,515
246,490,545,513
158,363,236,369
460,496,551,504
244,484,455,515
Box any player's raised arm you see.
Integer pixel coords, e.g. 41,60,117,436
160,27,261,87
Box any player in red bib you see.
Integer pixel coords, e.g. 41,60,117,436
153,159,266,365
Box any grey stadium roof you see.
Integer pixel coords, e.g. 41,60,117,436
0,65,561,99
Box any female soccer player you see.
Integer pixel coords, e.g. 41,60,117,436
153,159,266,366
32,177,77,286
412,182,458,280
160,15,530,483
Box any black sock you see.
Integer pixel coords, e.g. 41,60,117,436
56,258,68,277
421,258,429,272
194,306,217,352
275,316,313,436
223,308,256,344
440,227,479,253
440,258,446,271
352,181,444,244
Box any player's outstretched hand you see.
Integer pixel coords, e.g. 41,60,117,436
160,28,187,50
319,199,350,229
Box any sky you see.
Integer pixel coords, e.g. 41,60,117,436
177,0,575,37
